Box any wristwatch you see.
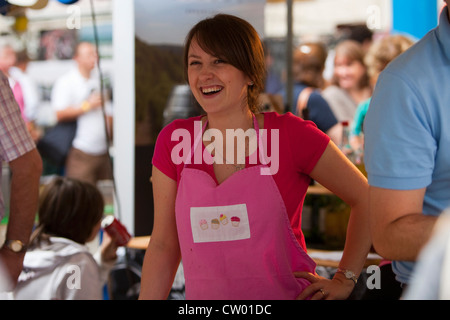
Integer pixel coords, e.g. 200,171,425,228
336,268,358,285
2,240,27,253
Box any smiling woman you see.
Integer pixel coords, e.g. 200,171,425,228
139,13,371,301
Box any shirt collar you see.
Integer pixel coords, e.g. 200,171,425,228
437,6,450,60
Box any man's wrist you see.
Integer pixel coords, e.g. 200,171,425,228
2,239,28,253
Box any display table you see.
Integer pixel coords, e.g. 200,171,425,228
126,235,150,250
125,235,381,269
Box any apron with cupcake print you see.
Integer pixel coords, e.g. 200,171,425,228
175,115,316,299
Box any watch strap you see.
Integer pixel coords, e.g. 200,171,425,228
3,239,28,253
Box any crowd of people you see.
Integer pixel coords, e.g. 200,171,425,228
0,41,116,299
283,31,416,165
0,0,449,300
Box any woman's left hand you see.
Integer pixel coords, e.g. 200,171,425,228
294,271,355,300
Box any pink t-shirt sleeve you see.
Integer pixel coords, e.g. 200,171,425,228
152,117,203,182
277,112,330,175
152,120,179,181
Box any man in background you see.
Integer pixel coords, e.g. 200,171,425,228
51,42,112,185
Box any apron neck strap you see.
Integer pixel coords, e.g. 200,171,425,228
202,113,259,137
188,113,260,165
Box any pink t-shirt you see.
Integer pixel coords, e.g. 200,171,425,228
152,111,330,250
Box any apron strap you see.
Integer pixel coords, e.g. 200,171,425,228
183,117,208,168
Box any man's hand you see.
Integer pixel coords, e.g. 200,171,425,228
0,248,25,290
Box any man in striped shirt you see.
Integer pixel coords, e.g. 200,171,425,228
0,69,42,290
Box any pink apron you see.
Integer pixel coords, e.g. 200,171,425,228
175,115,316,299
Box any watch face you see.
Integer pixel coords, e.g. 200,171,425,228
345,271,353,278
9,240,23,252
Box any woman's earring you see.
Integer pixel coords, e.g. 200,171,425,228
248,81,254,86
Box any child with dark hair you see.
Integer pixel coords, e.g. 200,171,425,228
11,177,118,300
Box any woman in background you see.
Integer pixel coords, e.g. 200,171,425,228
350,35,414,153
287,42,342,144
322,40,372,124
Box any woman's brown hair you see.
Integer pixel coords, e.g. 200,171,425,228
183,14,266,113
293,42,328,89
31,177,104,245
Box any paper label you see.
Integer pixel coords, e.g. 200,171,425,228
190,204,250,243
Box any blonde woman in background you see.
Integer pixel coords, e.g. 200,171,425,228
349,35,414,153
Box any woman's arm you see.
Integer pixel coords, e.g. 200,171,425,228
139,166,181,300
297,142,371,300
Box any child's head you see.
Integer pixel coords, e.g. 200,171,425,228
35,177,104,244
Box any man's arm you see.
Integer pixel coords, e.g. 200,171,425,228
55,92,103,122
0,148,42,285
369,186,437,261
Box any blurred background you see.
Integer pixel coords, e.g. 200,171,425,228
0,0,445,238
